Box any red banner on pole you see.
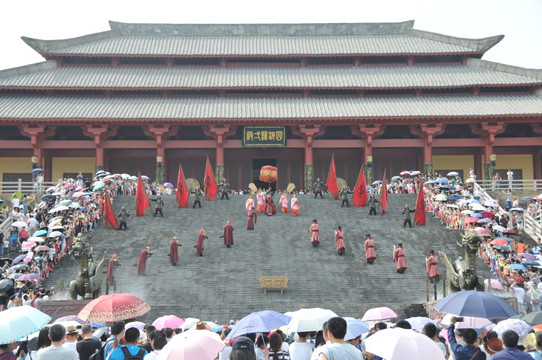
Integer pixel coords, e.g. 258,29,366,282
204,156,218,201
176,163,190,208
135,173,150,216
326,153,339,199
380,169,388,215
414,183,426,226
353,165,368,207
104,192,118,229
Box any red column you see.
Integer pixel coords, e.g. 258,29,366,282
84,125,110,170
534,151,542,180
299,125,324,191
207,125,233,183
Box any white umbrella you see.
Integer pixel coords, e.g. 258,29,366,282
181,318,200,331
492,318,531,339
365,328,445,360
49,205,69,214
461,210,473,215
465,178,477,183
11,221,27,228
47,231,63,238
361,307,398,321
441,314,494,330
28,237,45,243
447,171,459,177
286,308,338,332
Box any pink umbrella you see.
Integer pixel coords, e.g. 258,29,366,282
503,228,517,234
21,241,36,250
484,278,504,290
23,252,34,265
156,330,225,360
153,315,185,330
361,307,398,321
476,228,491,235
441,314,494,330
72,192,86,198
63,183,75,189
465,217,480,224
35,245,51,252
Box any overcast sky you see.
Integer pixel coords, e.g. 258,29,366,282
1,0,541,71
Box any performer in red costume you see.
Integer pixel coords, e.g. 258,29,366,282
196,228,207,256
393,243,407,274
169,236,182,266
247,209,258,230
364,234,376,264
426,249,440,282
310,219,320,247
223,220,234,248
335,225,345,255
137,246,153,275
106,253,121,294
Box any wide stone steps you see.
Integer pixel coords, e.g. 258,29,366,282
45,192,489,323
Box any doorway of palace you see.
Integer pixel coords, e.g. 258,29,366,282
252,158,277,191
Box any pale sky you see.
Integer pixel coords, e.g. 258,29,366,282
0,0,541,71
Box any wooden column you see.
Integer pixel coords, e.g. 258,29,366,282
146,125,172,184
206,125,236,183
298,125,325,191
356,124,384,185
83,125,114,173
481,122,505,180
419,124,445,176
531,124,542,180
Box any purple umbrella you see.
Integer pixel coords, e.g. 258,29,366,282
518,253,536,261
11,254,26,265
54,315,87,325
225,310,291,340
17,273,40,281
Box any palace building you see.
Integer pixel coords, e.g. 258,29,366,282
0,20,541,189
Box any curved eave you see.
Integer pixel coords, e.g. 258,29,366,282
1,83,540,92
1,114,540,127
42,51,483,59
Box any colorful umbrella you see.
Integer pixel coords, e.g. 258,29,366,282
484,279,504,290
517,253,535,260
503,228,517,234
361,307,398,321
35,245,52,252
72,191,86,198
226,310,291,340
506,264,528,271
163,182,174,188
481,211,495,218
490,239,509,246
11,254,26,265
77,293,151,322
17,273,40,281
153,315,185,330
286,308,338,333
410,171,421,176
465,217,480,224
434,194,447,201
0,306,51,345
364,328,445,360
434,291,517,319
400,171,411,176
54,315,87,325
63,183,75,190
156,330,225,360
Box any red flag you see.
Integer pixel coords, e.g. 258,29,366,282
414,183,426,226
326,153,339,199
135,173,150,216
203,156,218,201
353,165,368,207
103,192,118,229
380,169,388,215
176,163,190,208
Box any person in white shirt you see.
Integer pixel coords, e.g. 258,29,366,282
36,324,78,360
143,333,167,360
318,318,362,360
289,332,314,360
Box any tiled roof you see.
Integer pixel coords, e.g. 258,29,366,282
1,95,541,121
1,61,539,90
21,21,503,57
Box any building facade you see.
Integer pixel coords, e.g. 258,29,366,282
0,20,541,189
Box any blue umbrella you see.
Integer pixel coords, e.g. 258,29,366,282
434,291,517,319
345,319,371,340
425,180,437,184
226,310,291,340
31,168,44,175
471,213,483,218
41,194,54,201
92,183,105,191
522,261,541,267
435,178,449,184
372,180,382,185
449,194,461,201
164,182,174,188
507,264,528,271
33,230,47,237
439,185,455,190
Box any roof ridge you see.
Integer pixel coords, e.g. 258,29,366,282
468,58,542,80
407,28,504,53
109,20,415,36
22,29,119,55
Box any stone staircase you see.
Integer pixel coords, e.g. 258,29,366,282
45,193,490,323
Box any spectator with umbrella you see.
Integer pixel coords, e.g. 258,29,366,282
447,317,485,360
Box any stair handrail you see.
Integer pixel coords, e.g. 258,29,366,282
0,215,13,240
475,179,542,192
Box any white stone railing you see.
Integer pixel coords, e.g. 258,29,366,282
0,180,57,194
475,179,542,192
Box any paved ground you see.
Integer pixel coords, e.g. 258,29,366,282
44,193,491,323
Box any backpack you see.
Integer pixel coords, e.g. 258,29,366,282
120,346,145,360
89,339,113,360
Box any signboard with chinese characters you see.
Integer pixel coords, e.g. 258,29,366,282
242,126,286,147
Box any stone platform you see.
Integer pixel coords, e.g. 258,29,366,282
44,193,490,323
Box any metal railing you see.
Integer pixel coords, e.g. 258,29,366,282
475,179,542,192
0,180,58,194
0,215,13,241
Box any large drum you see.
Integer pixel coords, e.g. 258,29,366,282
259,165,278,183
